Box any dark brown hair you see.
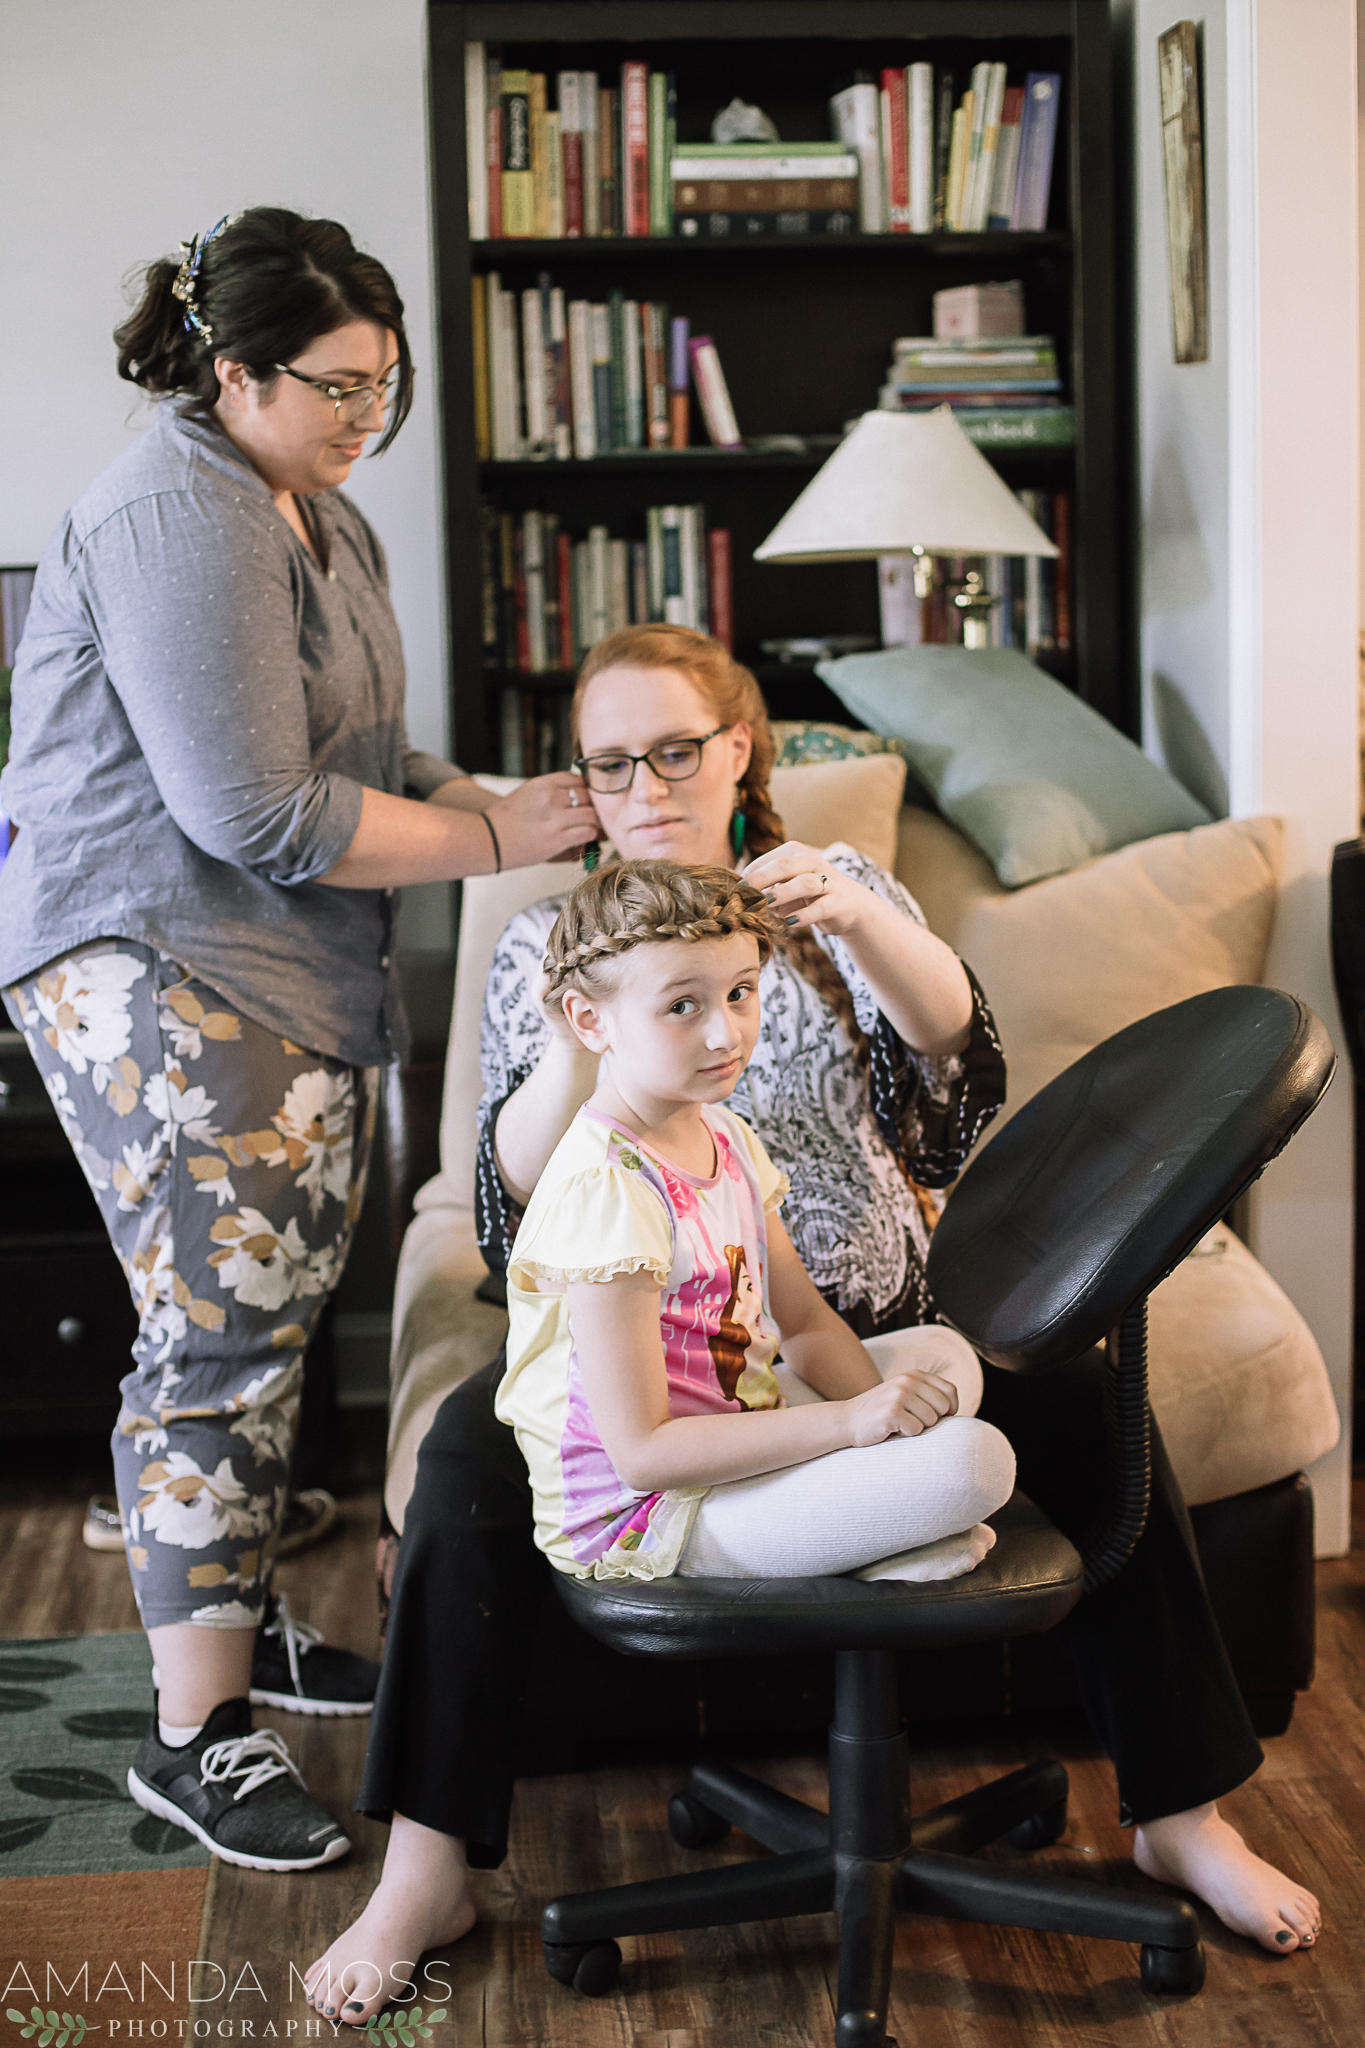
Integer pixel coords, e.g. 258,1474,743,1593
572,625,870,1069
114,207,414,454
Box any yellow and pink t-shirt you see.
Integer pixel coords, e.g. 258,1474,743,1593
497,1103,790,1579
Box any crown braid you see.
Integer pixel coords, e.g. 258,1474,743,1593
543,862,776,1008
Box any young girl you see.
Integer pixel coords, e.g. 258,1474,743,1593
497,860,1017,1585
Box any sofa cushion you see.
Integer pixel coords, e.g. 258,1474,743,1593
896,807,1284,1135
1146,1228,1339,1504
435,756,907,1205
819,645,1212,885
385,1202,510,1530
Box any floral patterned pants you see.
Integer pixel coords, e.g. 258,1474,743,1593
4,940,375,1629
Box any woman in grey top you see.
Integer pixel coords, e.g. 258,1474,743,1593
0,208,599,1874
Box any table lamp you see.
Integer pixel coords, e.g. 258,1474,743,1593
754,407,1059,648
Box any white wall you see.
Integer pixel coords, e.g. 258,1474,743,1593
0,0,452,946
1132,0,1360,1553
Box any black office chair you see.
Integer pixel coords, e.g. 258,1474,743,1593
539,986,1335,2044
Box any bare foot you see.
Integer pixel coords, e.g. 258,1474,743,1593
1134,1802,1320,1955
305,1815,477,2024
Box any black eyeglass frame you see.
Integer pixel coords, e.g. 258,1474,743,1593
573,725,732,794
272,362,403,424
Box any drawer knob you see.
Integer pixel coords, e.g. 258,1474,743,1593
57,1316,86,1346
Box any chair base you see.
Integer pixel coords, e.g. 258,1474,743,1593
541,1651,1204,2042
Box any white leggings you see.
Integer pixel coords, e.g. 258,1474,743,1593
677,1328,1016,1583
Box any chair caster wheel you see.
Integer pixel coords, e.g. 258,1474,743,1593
1140,1940,1206,1996
1007,1797,1068,1852
668,1791,730,1849
543,1938,622,1997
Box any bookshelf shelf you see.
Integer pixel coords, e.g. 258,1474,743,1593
478,444,1073,478
430,0,1129,772
470,230,1071,267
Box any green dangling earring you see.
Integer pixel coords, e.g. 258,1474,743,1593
731,798,747,862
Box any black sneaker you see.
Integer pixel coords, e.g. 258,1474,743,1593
127,1697,351,1872
249,1593,379,1718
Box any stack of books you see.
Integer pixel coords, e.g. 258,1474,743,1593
830,65,1061,234
467,45,675,239
475,273,741,461
878,335,1074,450
672,143,859,239
481,504,733,676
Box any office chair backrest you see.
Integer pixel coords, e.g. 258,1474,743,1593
926,986,1335,1372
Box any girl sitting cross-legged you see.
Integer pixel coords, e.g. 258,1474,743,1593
499,859,1018,1588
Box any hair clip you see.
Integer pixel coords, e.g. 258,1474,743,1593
170,212,241,346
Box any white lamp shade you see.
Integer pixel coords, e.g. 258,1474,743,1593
754,407,1061,562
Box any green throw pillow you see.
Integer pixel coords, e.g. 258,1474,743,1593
770,720,906,767
817,646,1212,887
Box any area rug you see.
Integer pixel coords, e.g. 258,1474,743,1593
0,1635,208,1877
0,1865,212,2020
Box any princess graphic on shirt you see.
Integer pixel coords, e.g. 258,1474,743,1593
709,1243,777,1408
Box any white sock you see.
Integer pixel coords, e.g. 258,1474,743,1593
158,1718,205,1747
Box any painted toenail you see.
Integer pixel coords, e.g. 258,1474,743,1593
345,2004,364,2013
1276,1930,1293,1945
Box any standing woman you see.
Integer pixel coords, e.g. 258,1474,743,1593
0,208,598,1873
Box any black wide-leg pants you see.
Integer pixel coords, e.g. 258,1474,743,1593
356,1348,1263,1865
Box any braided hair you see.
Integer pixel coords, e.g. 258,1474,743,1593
572,625,870,1069
543,862,777,1012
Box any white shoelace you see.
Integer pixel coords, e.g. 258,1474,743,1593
200,1727,307,1803
262,1593,325,1697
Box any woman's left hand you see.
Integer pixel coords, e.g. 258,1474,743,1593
740,842,871,939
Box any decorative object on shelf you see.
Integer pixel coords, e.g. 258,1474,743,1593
1158,21,1208,364
710,98,780,144
754,407,1058,648
933,279,1024,337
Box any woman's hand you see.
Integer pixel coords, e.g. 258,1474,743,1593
740,841,873,939
486,772,602,869
742,842,973,1058
843,1371,960,1448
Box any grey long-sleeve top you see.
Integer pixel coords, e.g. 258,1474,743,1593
0,401,463,1067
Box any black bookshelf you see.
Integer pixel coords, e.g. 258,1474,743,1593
428,0,1128,771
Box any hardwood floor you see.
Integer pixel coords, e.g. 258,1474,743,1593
5,1441,1365,2043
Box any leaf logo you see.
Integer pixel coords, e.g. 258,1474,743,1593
6,2009,91,2046
363,2007,447,2045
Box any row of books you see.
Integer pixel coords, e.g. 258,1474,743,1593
466,45,674,240
831,66,1060,236
476,273,740,461
877,491,1072,657
877,331,1074,450
480,506,734,674
464,42,1062,242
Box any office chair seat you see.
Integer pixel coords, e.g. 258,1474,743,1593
540,988,1335,2044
